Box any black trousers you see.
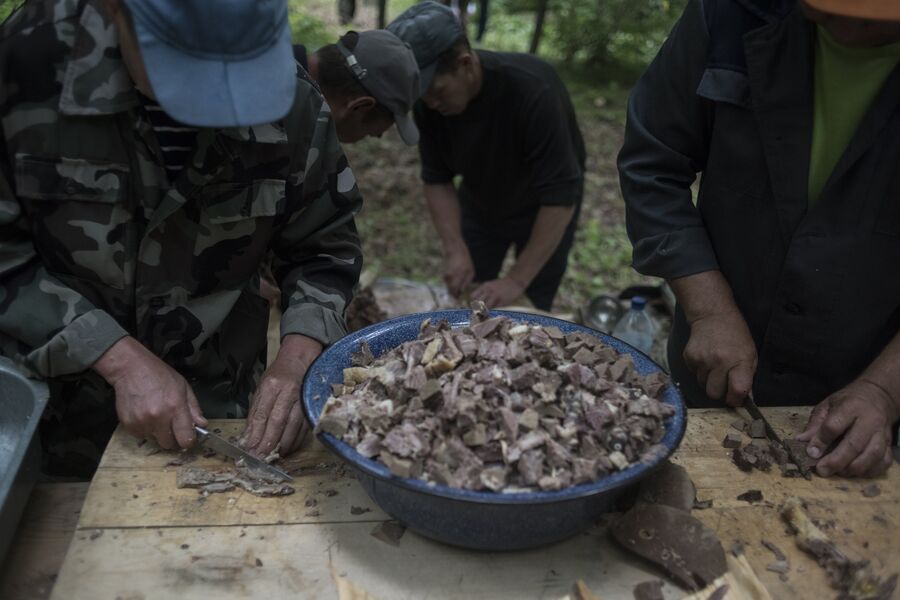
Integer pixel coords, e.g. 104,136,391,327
461,204,580,311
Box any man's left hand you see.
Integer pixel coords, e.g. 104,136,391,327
241,334,322,457
470,277,526,309
796,379,898,478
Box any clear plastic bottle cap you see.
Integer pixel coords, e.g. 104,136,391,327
630,296,647,310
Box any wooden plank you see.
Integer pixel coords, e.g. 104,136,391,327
51,521,678,600
51,409,900,599
0,482,89,600
78,465,383,529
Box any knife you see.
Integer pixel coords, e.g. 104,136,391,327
743,395,812,479
194,426,293,482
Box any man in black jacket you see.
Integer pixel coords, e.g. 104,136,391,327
619,0,900,477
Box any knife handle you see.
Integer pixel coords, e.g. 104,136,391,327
194,425,210,442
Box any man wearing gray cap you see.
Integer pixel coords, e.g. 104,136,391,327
0,0,364,477
294,30,421,145
389,1,585,311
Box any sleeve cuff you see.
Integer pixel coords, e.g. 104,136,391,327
280,303,348,346
28,309,129,377
535,179,583,206
631,226,720,280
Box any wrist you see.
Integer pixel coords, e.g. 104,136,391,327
857,376,900,422
503,273,528,291
442,237,468,256
669,271,742,325
93,336,142,384
277,334,323,366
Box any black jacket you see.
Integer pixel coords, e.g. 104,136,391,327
618,0,900,406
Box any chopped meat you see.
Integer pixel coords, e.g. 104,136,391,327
175,466,294,497
316,305,675,492
722,432,743,449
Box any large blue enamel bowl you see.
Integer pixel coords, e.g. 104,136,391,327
302,310,686,551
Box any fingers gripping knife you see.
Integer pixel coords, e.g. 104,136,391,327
194,426,293,482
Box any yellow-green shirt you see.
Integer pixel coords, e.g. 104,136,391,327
808,26,900,205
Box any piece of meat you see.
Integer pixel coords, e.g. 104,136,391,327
611,503,727,590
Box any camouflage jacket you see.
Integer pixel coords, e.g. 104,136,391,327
0,0,363,412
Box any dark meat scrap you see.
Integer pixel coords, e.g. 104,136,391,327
736,489,763,503
351,341,375,367
749,419,767,439
316,308,675,492
633,580,665,600
722,432,743,449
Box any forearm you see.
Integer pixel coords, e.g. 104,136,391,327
668,270,743,323
507,204,575,287
857,330,900,420
424,183,465,252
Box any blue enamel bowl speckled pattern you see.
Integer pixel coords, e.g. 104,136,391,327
302,310,687,551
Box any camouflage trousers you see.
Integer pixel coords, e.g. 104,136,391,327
40,371,254,480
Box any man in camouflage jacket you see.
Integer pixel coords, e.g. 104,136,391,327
0,0,363,477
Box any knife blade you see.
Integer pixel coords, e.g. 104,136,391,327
194,426,293,482
743,395,812,479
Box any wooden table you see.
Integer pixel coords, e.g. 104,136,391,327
48,409,898,599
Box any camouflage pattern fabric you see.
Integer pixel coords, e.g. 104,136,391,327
0,0,364,477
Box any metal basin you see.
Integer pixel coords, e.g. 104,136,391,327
0,358,49,563
303,310,687,551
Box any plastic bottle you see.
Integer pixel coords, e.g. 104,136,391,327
611,296,657,355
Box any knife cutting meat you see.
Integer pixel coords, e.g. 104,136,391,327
743,395,813,479
194,426,293,482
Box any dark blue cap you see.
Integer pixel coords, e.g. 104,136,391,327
124,0,297,127
387,1,464,93
631,296,647,310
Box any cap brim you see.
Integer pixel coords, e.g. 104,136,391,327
418,62,438,98
393,111,420,145
135,21,297,127
805,0,900,20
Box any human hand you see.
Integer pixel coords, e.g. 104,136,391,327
796,379,898,478
443,244,475,298
94,336,207,450
470,277,526,309
683,309,757,406
241,334,322,457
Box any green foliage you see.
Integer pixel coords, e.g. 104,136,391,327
550,0,686,75
289,7,332,50
0,0,22,22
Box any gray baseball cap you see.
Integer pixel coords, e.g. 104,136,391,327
387,1,464,93
338,30,421,145
124,0,296,128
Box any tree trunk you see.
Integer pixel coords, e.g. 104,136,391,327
377,0,387,29
529,0,549,54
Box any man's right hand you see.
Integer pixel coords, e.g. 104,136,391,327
443,244,475,298
93,336,207,450
669,271,758,406
683,309,758,406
